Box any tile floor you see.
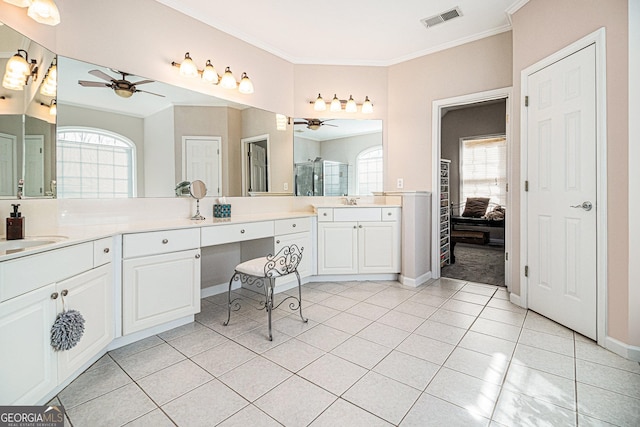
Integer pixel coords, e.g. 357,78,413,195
53,278,640,426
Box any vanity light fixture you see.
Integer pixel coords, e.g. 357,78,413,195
330,94,341,112
2,49,38,91
314,94,326,111
40,59,57,97
201,60,219,83
171,54,254,93
311,94,374,114
238,72,254,94
276,114,288,131
345,95,357,113
3,0,61,26
220,67,237,89
49,99,56,116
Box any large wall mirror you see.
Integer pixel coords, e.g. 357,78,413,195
293,119,383,196
0,23,56,198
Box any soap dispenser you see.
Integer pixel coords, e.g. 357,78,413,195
6,204,25,240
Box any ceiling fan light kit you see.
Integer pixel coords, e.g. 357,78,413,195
312,93,373,114
78,69,165,98
3,0,61,26
171,52,254,94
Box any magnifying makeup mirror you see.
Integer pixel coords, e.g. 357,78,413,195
190,180,207,220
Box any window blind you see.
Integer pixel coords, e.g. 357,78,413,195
461,136,507,206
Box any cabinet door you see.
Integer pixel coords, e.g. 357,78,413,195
275,231,312,280
317,222,358,274
0,283,56,405
122,249,201,335
57,264,114,380
358,221,400,273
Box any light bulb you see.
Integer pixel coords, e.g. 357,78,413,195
3,74,25,90
201,60,218,83
220,67,237,89
330,94,341,112
345,95,357,113
362,96,373,114
314,94,326,111
27,0,60,26
6,52,29,76
238,72,254,94
179,52,198,78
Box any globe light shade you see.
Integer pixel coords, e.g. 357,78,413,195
27,0,61,26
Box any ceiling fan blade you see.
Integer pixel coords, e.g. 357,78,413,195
78,80,111,88
88,69,115,82
135,89,165,97
131,79,155,85
323,124,338,127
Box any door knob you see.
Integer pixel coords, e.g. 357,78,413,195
570,201,592,211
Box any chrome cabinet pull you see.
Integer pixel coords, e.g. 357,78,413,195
292,223,296,227
103,248,110,253
51,292,59,300
61,289,68,297
240,229,245,234
323,213,327,216
387,212,392,216
358,225,363,228
195,254,201,259
162,239,169,244
276,240,280,244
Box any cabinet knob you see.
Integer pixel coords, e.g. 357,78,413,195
103,247,110,253
358,225,363,228
292,223,297,227
353,225,357,229
240,229,245,234
162,239,169,244
51,292,59,300
276,240,280,244
323,213,327,216
387,212,392,216
195,254,201,259
61,289,68,297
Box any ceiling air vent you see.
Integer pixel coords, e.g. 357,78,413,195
421,6,463,29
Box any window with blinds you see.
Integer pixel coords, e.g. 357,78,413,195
460,135,507,206
56,127,136,198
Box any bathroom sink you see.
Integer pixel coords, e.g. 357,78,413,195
0,236,67,252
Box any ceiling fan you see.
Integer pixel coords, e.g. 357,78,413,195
78,69,165,98
293,118,337,131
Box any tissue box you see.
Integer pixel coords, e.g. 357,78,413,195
213,204,231,218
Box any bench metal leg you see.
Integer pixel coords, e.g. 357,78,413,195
295,270,308,323
223,272,238,326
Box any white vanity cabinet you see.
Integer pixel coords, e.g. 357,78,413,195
122,229,201,335
317,207,401,275
274,217,313,280
0,239,115,405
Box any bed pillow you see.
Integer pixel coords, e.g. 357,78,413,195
462,197,490,218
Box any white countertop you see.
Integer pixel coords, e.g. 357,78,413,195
0,211,315,262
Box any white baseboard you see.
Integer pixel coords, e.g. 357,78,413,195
201,281,241,298
307,273,399,283
400,271,432,288
107,315,194,351
605,336,640,362
509,292,524,308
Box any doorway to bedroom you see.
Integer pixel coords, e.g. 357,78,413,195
435,96,509,287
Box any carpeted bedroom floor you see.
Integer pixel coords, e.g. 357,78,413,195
441,243,505,287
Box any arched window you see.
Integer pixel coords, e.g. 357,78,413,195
56,127,136,198
356,146,383,195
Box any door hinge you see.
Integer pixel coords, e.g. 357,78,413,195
525,180,529,191
40,148,43,153
217,149,220,155
525,96,529,107
505,252,509,261
524,265,529,277
506,183,509,192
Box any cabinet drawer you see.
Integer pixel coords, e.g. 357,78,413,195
93,237,113,266
333,207,381,222
317,208,333,222
201,221,274,246
123,228,200,259
382,207,401,221
274,217,311,235
0,242,94,302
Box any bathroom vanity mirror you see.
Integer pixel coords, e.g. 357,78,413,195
293,119,383,196
0,23,56,199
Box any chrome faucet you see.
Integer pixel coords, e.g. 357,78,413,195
17,179,24,199
343,197,358,206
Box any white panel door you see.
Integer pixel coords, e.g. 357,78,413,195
249,143,267,192
0,133,17,197
526,44,597,339
24,135,44,197
358,222,400,273
184,136,221,197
